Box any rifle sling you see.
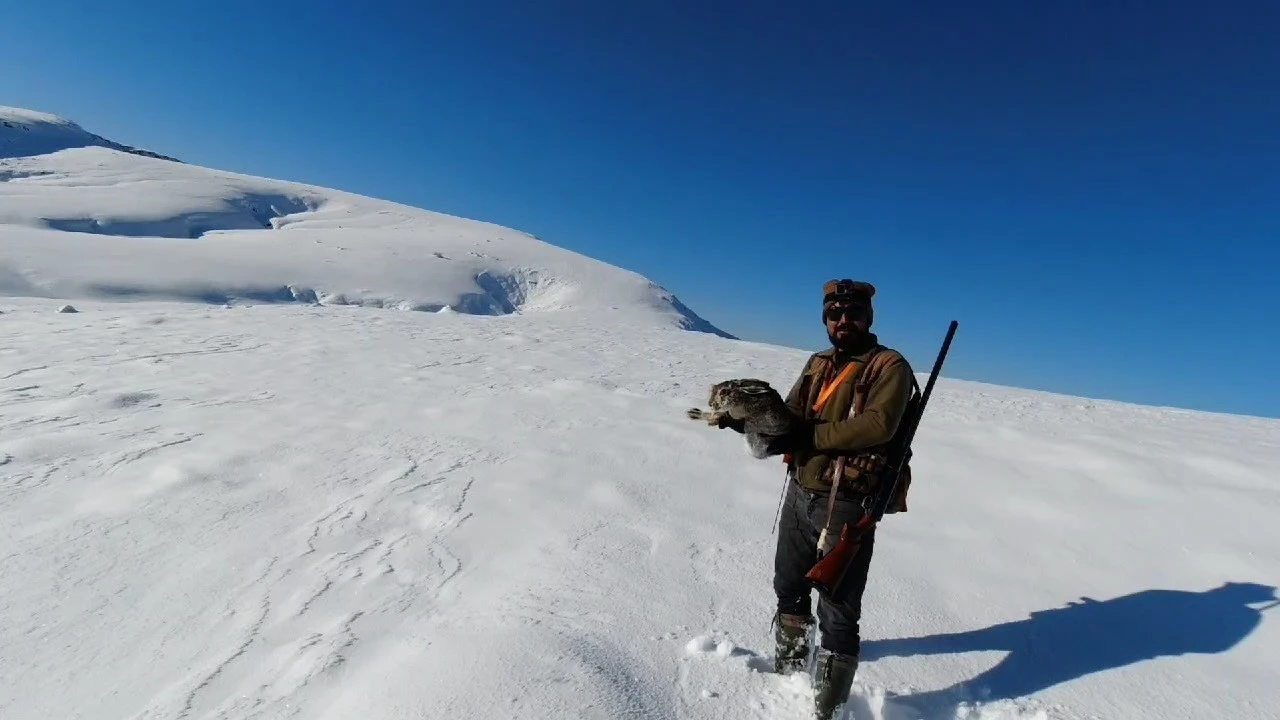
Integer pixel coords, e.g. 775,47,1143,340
812,360,858,414
815,351,879,556
818,457,846,556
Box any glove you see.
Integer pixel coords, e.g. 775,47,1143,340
717,415,746,433
761,421,815,457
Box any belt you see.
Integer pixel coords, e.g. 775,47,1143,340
791,474,871,504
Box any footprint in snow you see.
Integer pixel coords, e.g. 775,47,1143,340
109,392,160,409
685,634,776,674
684,635,741,658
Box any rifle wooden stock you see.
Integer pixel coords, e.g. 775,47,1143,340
804,320,959,598
805,516,875,597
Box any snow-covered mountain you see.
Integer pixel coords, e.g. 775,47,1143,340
1,106,181,162
0,106,727,336
2,107,1278,720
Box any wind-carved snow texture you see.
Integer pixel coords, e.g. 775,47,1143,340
2,298,1277,720
44,193,315,239
0,105,730,337
139,453,480,720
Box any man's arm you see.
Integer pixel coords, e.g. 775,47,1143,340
811,359,914,452
783,354,817,417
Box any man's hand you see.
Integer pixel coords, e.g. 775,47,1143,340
717,415,746,433
761,420,815,456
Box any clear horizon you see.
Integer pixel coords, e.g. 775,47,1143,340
3,1,1277,418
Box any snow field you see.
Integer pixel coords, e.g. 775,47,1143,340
1,299,1276,720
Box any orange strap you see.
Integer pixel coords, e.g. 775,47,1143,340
783,358,862,467
812,361,859,414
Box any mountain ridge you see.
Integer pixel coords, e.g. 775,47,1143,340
0,105,730,338
0,106,182,162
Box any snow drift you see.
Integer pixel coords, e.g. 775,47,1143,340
0,106,728,336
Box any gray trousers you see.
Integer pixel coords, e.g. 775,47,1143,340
773,478,877,658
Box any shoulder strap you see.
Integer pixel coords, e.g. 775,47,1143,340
794,353,826,412
818,347,904,549
812,360,859,414
852,347,903,416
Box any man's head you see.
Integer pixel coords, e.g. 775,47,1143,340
822,279,874,350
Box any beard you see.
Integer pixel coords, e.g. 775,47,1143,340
828,324,872,353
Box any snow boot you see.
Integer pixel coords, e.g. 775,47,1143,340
772,612,813,674
812,648,858,720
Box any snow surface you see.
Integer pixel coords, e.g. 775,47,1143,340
2,298,1277,720
2,108,1278,720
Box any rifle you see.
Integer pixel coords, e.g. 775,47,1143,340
805,319,959,598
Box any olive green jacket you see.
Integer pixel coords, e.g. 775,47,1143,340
783,334,915,492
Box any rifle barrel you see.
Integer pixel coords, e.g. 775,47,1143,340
895,320,958,456
868,320,958,521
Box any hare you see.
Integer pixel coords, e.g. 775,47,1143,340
687,378,799,458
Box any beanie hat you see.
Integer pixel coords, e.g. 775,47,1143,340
822,279,875,305
822,279,875,325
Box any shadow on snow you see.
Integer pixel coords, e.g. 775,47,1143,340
861,581,1278,716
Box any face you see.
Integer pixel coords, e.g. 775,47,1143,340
824,301,869,346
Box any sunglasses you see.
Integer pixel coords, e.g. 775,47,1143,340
824,304,867,322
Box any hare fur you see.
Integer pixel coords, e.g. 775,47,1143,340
686,378,800,458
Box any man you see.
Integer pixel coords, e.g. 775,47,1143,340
722,279,914,719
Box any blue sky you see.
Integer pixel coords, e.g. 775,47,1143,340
4,1,1277,417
